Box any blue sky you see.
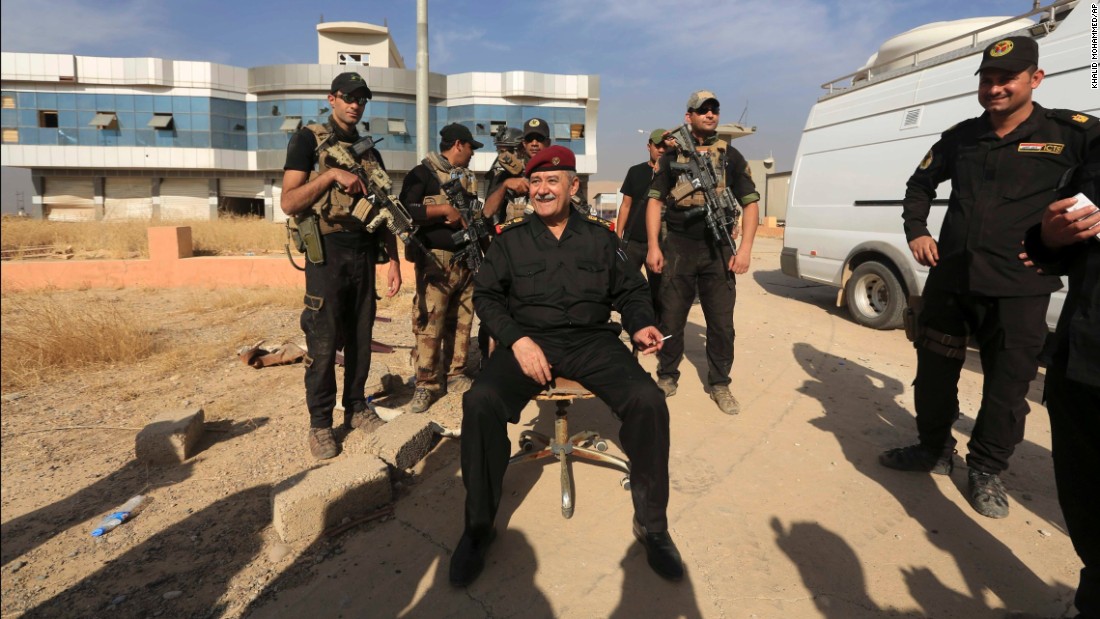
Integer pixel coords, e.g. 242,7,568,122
1,0,1031,183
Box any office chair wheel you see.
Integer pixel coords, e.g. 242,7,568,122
620,476,631,491
519,437,534,452
593,439,608,452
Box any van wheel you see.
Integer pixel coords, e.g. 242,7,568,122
845,261,905,330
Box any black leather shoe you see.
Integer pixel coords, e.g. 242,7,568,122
449,529,495,587
633,520,684,581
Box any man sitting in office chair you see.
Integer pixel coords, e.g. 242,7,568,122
450,145,683,586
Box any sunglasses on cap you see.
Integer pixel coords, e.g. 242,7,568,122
336,93,369,106
691,104,720,116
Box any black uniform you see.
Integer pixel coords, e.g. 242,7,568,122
648,136,759,387
620,161,661,314
284,122,386,429
902,103,1098,474
1024,143,1100,617
460,211,670,543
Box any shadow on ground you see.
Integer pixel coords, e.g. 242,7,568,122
791,342,1072,616
1,417,268,569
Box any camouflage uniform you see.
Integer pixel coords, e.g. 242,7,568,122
400,151,479,397
412,249,474,390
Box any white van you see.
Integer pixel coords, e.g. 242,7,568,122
780,0,1097,329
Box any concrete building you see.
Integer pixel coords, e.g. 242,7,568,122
0,21,598,221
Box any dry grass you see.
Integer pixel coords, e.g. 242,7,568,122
182,287,300,314
1,293,160,391
0,217,286,260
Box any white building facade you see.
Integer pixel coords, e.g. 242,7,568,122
0,22,599,221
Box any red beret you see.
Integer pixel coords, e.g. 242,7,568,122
524,145,576,177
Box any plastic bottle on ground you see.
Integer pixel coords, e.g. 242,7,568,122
90,495,145,537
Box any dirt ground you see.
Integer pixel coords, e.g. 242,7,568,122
0,237,1083,618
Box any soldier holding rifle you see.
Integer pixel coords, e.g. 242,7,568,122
400,123,485,413
645,90,760,415
281,72,402,460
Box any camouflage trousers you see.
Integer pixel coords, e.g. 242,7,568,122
412,248,474,391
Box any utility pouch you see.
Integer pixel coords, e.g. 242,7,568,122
295,214,325,265
903,295,922,343
286,218,306,254
669,180,697,204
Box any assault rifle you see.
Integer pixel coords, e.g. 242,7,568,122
322,135,427,256
442,176,491,273
668,123,742,288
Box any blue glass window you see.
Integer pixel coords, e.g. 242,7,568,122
172,96,190,114
134,95,153,112
136,130,153,146
1,110,15,126
17,92,36,108
191,132,210,148
18,109,37,127
191,114,210,131
57,110,77,128
96,94,114,110
57,93,76,110
154,96,172,113
37,93,57,109
174,113,191,131
114,95,134,111
191,98,210,114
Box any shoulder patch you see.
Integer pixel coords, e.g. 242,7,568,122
1049,109,1098,130
918,149,934,170
496,216,529,234
583,214,615,232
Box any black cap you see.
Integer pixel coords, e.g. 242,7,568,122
330,72,372,97
523,118,550,141
975,36,1039,75
440,123,484,150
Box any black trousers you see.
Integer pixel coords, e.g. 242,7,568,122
913,288,1048,473
1046,362,1100,617
657,231,735,387
623,239,661,323
301,232,377,428
460,329,671,542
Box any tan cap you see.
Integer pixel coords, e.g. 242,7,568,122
686,90,719,111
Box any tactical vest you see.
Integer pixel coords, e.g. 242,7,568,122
421,151,478,208
670,137,728,209
305,121,381,234
490,150,530,221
